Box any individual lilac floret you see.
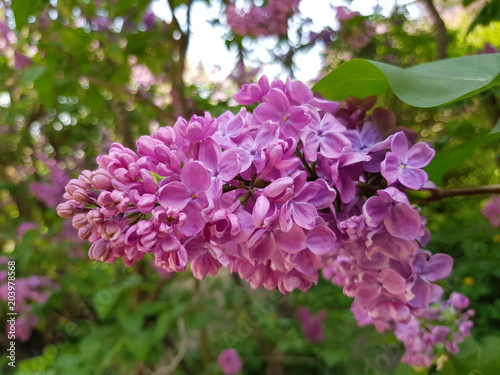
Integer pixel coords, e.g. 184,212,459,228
217,348,243,375
233,75,269,105
381,131,435,190
363,187,424,240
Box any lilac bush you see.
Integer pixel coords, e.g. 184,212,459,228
57,75,473,367
0,257,59,341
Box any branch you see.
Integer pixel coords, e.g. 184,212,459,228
411,184,500,202
421,0,448,59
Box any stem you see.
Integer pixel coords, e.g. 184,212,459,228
412,184,500,202
294,150,317,180
195,279,210,373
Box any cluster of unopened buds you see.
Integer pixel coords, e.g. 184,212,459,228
58,75,474,367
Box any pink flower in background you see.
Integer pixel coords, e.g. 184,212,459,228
218,348,242,375
335,6,357,22
297,307,327,343
482,196,500,227
13,52,32,69
0,258,59,342
30,158,70,208
130,64,156,90
226,0,300,38
17,222,39,239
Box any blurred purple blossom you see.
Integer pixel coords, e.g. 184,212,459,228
218,348,242,375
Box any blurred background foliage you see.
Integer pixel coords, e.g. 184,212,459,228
0,0,499,374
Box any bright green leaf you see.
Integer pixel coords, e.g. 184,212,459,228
468,370,484,375
313,54,500,108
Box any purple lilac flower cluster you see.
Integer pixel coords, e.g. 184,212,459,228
0,257,59,341
58,75,472,367
335,6,375,50
226,0,300,38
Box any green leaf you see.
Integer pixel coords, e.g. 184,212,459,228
11,0,44,30
468,370,484,375
477,336,500,373
313,54,500,108
124,329,156,361
22,66,46,83
425,126,500,186
92,274,142,320
154,310,173,341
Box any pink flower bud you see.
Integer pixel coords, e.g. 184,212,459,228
87,209,104,225
89,240,112,262
57,202,75,218
72,213,88,229
92,170,113,190
78,225,92,240
73,188,89,203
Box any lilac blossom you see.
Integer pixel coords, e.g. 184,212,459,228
57,74,472,368
381,131,435,190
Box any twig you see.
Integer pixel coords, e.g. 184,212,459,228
412,184,500,202
151,318,188,375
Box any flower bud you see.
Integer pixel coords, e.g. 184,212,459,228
78,225,92,240
57,202,75,218
88,240,112,262
72,213,88,229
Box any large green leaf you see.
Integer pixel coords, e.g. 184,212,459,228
313,54,500,108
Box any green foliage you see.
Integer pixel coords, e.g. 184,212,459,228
313,54,500,108
426,122,500,186
467,0,500,33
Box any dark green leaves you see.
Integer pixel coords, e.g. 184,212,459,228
313,54,500,108
426,120,500,186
